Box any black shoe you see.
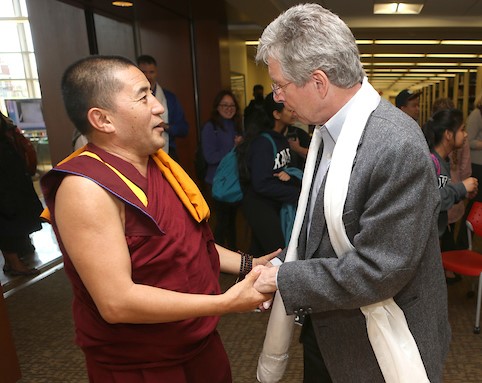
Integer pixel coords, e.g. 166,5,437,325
3,264,39,276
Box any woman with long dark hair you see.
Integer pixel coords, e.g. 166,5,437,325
423,108,478,282
237,93,301,256
201,90,243,249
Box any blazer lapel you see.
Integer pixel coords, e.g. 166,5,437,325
306,177,327,259
299,142,326,260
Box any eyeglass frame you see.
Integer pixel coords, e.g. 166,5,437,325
271,81,292,96
218,103,236,109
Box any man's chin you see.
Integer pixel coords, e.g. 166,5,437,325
152,138,166,153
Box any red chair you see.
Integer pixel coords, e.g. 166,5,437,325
442,201,482,334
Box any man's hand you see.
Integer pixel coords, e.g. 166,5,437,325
223,268,273,312
253,265,279,294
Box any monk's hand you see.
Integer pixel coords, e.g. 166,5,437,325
253,248,282,268
253,265,279,294
224,267,273,313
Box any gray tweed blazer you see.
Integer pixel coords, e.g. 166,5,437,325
277,99,450,382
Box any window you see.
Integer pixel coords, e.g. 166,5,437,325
0,0,41,116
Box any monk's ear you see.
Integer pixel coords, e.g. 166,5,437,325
311,70,329,98
87,107,115,134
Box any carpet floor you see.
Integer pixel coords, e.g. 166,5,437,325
5,269,482,382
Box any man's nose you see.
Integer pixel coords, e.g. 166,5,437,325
151,95,165,115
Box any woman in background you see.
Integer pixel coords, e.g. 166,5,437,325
237,93,301,256
0,112,42,276
201,90,243,250
423,108,478,282
432,98,472,251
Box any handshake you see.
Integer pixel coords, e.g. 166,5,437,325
224,249,281,313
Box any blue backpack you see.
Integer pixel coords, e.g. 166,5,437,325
212,133,276,203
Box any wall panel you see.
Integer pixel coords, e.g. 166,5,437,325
27,0,90,164
94,14,136,61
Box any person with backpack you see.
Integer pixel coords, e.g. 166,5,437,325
423,108,478,282
201,90,243,249
237,94,301,257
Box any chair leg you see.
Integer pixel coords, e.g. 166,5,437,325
475,272,482,334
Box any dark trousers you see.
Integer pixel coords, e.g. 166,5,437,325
300,316,332,383
242,194,285,257
212,199,238,250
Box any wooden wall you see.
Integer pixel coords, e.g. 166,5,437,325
26,0,229,178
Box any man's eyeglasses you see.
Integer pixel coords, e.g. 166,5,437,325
271,81,292,96
219,104,236,109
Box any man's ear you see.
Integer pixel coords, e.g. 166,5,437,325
87,107,115,133
311,70,329,98
273,109,281,120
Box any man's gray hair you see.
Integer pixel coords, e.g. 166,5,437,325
256,3,365,88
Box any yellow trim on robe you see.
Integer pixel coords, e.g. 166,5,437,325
79,151,148,207
40,145,210,223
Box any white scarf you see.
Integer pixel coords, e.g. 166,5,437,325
257,78,429,383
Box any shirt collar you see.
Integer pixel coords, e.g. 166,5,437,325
323,89,360,143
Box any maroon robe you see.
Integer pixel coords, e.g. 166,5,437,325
41,144,221,370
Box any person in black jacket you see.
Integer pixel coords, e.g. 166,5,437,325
238,95,301,256
0,112,42,276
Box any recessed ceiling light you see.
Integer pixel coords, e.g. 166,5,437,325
374,3,424,14
426,54,478,58
441,40,482,45
374,40,439,45
112,1,133,7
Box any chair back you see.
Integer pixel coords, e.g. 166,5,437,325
467,202,482,243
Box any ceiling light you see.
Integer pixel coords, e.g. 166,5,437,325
369,62,415,66
372,53,425,58
112,1,133,7
374,40,439,44
447,70,470,73
441,40,482,45
374,3,424,14
372,69,409,72
410,69,445,72
416,62,459,66
245,41,259,46
426,54,478,58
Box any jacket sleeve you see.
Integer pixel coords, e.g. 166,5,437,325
467,109,482,150
165,90,189,140
202,122,227,166
457,141,472,180
437,175,467,212
277,122,442,313
249,136,300,204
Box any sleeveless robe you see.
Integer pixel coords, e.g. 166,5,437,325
41,144,221,369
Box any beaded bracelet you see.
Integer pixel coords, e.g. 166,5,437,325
236,251,254,282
